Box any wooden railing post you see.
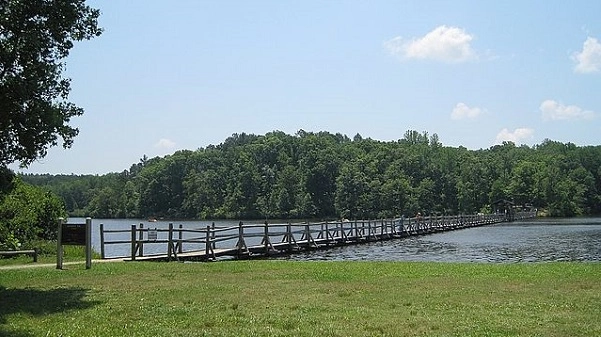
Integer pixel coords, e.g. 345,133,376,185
304,224,315,247
138,223,144,257
238,221,243,249
130,224,137,261
205,225,211,260
399,216,404,234
211,222,216,250
239,221,243,241
167,223,174,261
286,222,292,251
100,223,105,259
263,221,269,253
236,221,247,255
178,224,183,254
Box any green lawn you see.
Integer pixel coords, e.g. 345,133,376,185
0,261,599,337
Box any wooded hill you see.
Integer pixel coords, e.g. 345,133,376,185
21,130,601,219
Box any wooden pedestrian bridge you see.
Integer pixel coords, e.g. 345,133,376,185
99,211,537,262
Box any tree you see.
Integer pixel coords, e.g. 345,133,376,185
508,161,538,206
0,0,102,167
335,162,368,219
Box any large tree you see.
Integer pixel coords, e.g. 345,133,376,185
0,0,102,167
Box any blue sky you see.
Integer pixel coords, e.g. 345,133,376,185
13,0,601,174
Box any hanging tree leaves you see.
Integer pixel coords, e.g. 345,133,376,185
0,0,102,167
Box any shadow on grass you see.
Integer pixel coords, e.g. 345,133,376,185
0,285,100,337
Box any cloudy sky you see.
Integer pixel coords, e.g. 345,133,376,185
13,0,601,174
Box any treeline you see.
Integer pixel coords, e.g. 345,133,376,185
22,130,601,219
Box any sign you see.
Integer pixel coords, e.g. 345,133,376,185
148,229,158,241
61,223,87,245
57,218,92,270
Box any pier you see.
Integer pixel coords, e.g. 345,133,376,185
99,211,537,262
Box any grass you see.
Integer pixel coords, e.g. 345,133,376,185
0,244,99,266
0,261,599,337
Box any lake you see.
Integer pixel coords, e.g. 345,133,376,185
284,217,601,263
77,217,601,263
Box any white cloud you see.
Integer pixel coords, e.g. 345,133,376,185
384,25,476,63
540,100,595,121
155,138,176,149
495,128,534,144
572,37,601,73
451,103,483,120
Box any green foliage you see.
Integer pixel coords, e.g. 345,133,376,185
20,130,601,220
0,232,20,250
0,177,66,247
0,0,102,167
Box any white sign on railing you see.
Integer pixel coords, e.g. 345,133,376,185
148,229,158,241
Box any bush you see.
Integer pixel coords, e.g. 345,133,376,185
0,232,21,250
0,176,67,247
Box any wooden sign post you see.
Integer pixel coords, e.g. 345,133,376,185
57,217,92,269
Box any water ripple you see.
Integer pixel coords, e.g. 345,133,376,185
280,218,601,263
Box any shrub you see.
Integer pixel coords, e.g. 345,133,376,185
0,176,67,247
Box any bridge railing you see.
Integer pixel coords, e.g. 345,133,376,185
99,210,537,261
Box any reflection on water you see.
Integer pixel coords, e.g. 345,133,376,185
281,218,601,263
87,217,601,262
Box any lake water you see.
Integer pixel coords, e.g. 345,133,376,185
78,217,601,263
284,217,601,263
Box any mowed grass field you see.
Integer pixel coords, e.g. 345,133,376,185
0,260,599,337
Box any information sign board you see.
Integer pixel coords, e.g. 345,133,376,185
61,223,87,245
57,218,92,270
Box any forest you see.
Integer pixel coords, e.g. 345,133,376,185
20,130,601,220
